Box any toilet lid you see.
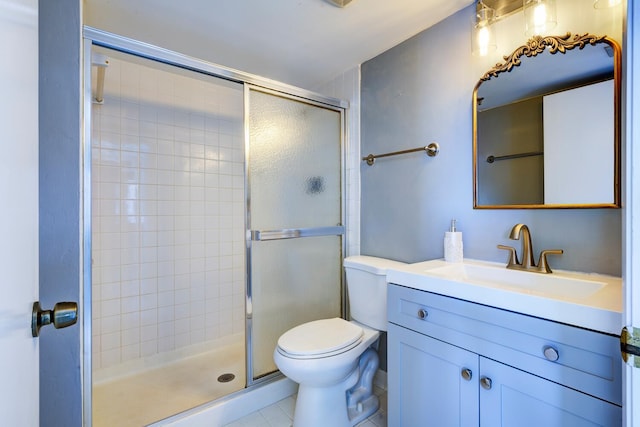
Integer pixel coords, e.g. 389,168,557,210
277,318,363,357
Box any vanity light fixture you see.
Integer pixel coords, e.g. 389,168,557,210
523,0,557,37
593,0,621,8
472,1,497,56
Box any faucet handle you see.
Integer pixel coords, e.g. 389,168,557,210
537,249,564,274
498,244,519,267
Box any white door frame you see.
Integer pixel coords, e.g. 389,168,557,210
623,1,640,426
38,0,84,424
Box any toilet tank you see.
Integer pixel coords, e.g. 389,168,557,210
344,256,407,331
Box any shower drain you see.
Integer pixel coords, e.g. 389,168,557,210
217,373,236,383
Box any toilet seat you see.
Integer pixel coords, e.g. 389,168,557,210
277,318,364,359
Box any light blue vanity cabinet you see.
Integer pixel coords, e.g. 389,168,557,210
387,284,622,427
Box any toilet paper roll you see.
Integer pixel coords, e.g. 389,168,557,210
444,231,463,263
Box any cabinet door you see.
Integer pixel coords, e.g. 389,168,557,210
479,357,621,427
388,323,479,427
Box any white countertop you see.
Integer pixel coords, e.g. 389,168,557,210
386,258,622,335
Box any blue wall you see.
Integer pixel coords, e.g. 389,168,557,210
360,5,621,276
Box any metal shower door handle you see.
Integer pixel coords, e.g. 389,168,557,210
31,301,78,337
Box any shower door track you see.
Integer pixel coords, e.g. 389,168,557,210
82,26,349,422
83,27,348,110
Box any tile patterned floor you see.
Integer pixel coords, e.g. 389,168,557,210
223,385,388,427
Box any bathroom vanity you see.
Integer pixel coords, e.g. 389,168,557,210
386,259,622,426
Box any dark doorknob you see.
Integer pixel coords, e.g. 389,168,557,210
31,301,78,337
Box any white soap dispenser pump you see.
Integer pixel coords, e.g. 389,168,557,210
444,219,463,263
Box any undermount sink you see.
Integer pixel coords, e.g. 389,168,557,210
424,262,605,299
386,258,622,334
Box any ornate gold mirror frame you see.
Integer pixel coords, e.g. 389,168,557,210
472,33,621,209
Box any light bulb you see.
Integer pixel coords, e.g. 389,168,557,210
524,0,557,37
471,2,496,57
533,4,547,29
477,26,490,56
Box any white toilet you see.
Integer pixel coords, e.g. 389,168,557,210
273,255,406,427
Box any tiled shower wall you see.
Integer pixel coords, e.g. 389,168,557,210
91,55,245,372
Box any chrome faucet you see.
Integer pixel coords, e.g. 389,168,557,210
497,224,563,274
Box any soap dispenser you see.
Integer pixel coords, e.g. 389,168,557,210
444,219,463,263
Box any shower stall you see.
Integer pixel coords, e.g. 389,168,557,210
85,29,346,426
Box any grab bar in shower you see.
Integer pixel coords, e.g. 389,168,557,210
362,142,440,166
251,226,345,241
486,151,543,163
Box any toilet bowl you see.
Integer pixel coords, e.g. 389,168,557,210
273,256,406,427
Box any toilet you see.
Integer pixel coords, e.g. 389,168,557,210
273,255,406,427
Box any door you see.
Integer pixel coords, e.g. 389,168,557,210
387,323,479,427
479,357,621,426
0,0,39,424
246,87,345,381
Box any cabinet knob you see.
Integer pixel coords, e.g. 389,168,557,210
480,376,492,390
461,368,473,381
417,308,428,320
543,345,560,362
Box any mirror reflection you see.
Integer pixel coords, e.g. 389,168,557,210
473,33,621,209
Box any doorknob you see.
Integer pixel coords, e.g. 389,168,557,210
31,301,78,337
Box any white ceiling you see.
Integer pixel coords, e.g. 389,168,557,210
84,0,474,89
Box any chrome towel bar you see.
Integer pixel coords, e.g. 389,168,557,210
486,151,543,163
363,142,440,166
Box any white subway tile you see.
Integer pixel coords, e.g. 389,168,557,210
158,336,175,352
121,150,139,168
121,296,140,313
101,348,121,368
175,317,190,334
101,315,120,334
121,312,140,330
139,120,157,138
139,136,159,155
122,327,140,346
158,291,175,309
121,118,140,137
175,290,190,307
102,331,121,351
120,167,139,184
140,308,158,326
120,280,140,298
140,293,158,312
139,153,158,169
157,124,174,141
121,344,140,362
190,329,205,345
140,324,157,341
175,332,191,348
101,282,121,300
157,276,174,293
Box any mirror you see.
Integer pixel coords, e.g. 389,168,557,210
473,33,621,209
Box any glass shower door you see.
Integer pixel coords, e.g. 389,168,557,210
247,87,344,381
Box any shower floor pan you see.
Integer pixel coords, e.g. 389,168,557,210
93,340,245,427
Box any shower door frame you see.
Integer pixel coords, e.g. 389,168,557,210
244,85,347,385
82,26,348,422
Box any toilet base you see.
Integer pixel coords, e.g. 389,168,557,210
291,347,380,427
292,368,359,427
